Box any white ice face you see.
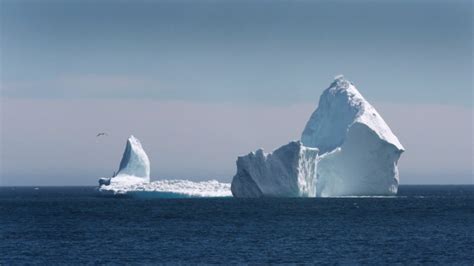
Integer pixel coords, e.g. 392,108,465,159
316,122,401,197
101,135,151,186
231,141,319,198
301,77,360,154
231,76,404,197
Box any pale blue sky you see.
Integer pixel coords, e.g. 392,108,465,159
2,0,472,105
0,0,472,185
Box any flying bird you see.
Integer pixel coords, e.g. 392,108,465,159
96,132,108,137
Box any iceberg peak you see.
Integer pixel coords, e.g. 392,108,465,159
117,135,150,179
302,77,403,154
98,135,151,187
301,77,404,196
331,74,351,89
104,135,151,185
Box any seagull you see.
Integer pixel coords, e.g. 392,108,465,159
96,132,108,137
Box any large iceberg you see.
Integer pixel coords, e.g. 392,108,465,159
231,75,404,197
302,76,404,196
99,135,231,197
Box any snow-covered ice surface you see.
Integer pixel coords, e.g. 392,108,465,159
99,136,231,198
231,141,319,197
231,76,404,197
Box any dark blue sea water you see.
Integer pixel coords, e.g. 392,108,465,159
1,185,473,264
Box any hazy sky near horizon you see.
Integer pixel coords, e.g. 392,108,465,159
1,0,473,185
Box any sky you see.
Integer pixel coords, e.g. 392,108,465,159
0,0,472,185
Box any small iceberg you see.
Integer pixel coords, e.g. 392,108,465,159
98,136,231,198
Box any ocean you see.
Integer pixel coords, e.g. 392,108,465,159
1,185,473,264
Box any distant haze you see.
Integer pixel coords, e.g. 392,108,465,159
1,0,472,185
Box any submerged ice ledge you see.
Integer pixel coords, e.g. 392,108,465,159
100,178,232,198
